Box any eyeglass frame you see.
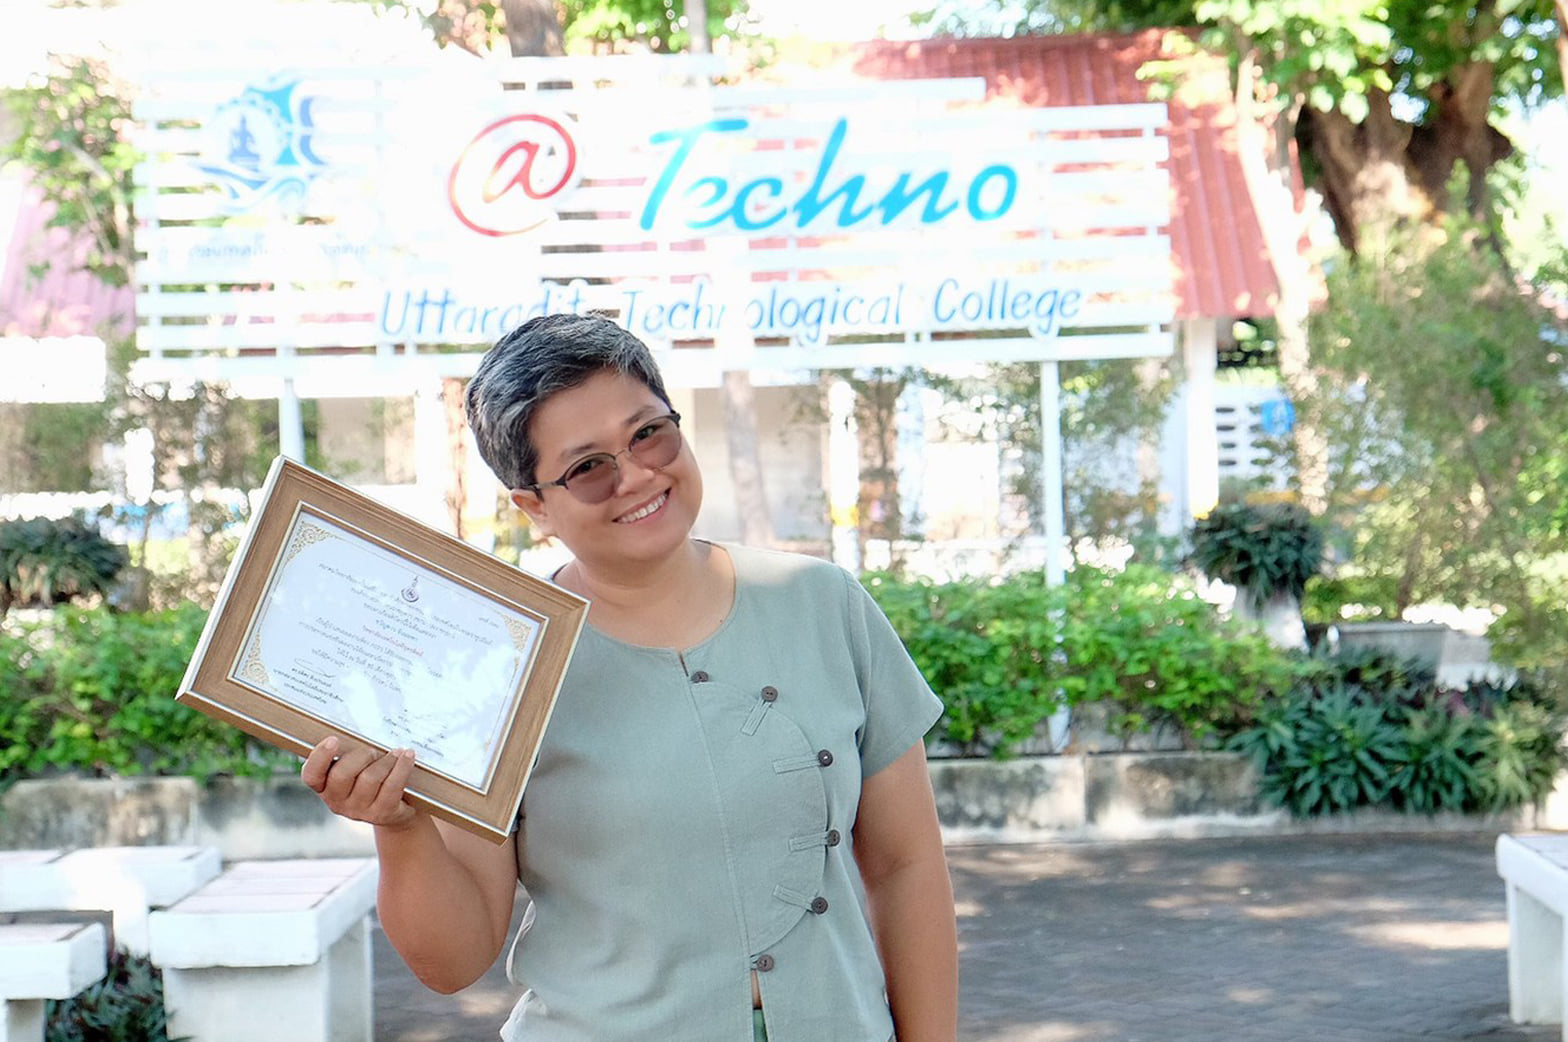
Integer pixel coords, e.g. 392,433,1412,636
518,411,684,502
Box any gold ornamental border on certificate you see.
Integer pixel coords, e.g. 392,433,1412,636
177,456,589,844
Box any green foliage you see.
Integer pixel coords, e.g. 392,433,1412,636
1057,563,1294,742
0,55,137,286
1478,700,1568,810
0,517,128,616
917,0,1560,117
1296,642,1435,695
865,569,1063,758
1189,501,1325,610
565,0,747,51
1232,685,1401,816
361,0,749,54
46,948,186,1042
0,402,114,494
0,606,289,781
865,564,1293,757
1386,707,1481,814
1300,571,1400,624
1230,655,1568,818
1305,224,1568,669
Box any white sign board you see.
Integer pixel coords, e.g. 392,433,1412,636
133,56,1173,381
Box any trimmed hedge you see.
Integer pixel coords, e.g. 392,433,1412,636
864,564,1293,758
0,605,288,782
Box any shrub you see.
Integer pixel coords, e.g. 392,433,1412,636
46,948,184,1042
0,516,128,616
1229,654,1567,818
864,570,1064,758
1231,685,1403,816
1189,501,1324,611
864,565,1294,757
1477,701,1568,810
0,605,288,781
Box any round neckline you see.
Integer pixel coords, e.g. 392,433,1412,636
570,540,743,657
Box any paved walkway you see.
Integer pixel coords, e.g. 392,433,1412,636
373,832,1552,1041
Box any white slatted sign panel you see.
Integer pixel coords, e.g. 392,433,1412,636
132,55,1174,380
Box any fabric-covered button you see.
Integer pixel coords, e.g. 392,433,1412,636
809,896,829,914
816,749,833,767
690,670,710,683
754,954,776,972
761,685,779,702
826,829,841,847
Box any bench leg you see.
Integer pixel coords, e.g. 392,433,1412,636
1506,883,1565,1027
326,917,373,1042
160,919,373,1042
1,999,46,1042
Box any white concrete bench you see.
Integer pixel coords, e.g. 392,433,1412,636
0,846,221,956
0,922,107,1042
148,857,378,1042
1497,833,1568,1038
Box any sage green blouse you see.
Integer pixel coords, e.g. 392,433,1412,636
500,543,943,1042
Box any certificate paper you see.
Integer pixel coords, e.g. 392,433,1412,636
179,458,588,843
234,511,542,790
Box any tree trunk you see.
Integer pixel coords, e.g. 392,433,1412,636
1414,61,1507,222
685,0,711,52
685,0,775,549
1233,52,1329,514
441,377,468,539
1301,91,1423,255
721,370,776,547
501,0,564,57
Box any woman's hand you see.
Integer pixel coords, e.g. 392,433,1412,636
301,736,421,831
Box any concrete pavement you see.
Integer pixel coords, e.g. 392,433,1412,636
373,832,1553,1041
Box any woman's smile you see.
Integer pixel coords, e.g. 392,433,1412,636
615,491,668,524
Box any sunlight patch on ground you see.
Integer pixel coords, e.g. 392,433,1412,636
955,897,986,917
988,1022,1120,1041
1345,919,1508,951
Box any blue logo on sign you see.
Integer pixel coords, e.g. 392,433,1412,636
1258,397,1295,437
197,79,327,212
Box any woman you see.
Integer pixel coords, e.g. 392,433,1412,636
302,314,958,1042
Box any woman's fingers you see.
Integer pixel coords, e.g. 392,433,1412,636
300,736,419,827
300,735,340,792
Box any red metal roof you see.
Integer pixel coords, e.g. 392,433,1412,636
850,31,1294,321
0,177,134,339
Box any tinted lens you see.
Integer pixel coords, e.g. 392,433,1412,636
559,416,682,505
628,418,682,470
562,456,620,504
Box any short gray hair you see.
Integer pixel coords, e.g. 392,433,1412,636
465,314,672,490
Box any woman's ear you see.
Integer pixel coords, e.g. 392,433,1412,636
510,488,554,539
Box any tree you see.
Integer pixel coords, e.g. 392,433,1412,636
363,0,746,54
1304,215,1568,668
0,55,137,287
918,1,1561,519
920,0,1563,255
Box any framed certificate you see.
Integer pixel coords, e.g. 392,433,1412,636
179,456,588,843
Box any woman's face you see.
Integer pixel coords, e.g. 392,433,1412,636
510,369,701,573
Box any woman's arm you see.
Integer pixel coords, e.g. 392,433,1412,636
301,737,519,993
853,741,958,1042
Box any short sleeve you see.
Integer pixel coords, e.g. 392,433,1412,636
840,568,945,777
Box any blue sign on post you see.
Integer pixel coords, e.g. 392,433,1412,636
1258,397,1295,437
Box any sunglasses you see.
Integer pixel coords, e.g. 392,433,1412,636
521,412,684,504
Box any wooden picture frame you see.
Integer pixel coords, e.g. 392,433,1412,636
179,457,587,844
